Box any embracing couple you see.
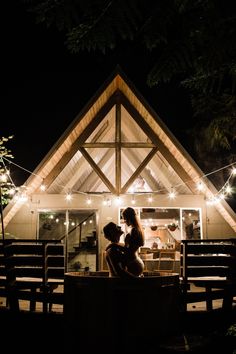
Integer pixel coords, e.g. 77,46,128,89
103,207,145,278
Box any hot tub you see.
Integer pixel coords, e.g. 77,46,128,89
64,271,181,348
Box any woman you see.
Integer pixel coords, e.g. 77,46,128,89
103,222,136,278
122,207,145,277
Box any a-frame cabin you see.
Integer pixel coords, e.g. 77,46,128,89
3,68,236,272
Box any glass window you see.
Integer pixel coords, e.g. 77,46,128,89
119,207,202,249
181,209,201,240
38,211,66,240
38,210,97,272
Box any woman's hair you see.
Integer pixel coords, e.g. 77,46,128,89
122,207,138,226
103,222,122,242
122,207,144,243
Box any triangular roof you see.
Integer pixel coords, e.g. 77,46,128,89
4,67,236,231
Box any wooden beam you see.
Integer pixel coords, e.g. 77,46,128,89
82,142,116,148
78,147,116,194
120,93,196,192
37,94,117,191
115,102,121,194
82,142,155,148
121,147,158,193
38,140,83,192
74,148,114,191
76,93,117,145
122,148,163,192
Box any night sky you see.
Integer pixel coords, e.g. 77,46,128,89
3,1,194,186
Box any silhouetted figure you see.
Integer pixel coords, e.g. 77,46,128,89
185,223,194,239
122,207,145,276
103,222,136,278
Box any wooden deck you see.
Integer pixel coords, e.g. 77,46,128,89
186,284,227,311
0,284,64,313
1,283,234,314
0,284,236,354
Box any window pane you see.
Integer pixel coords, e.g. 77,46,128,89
181,209,201,240
38,211,66,240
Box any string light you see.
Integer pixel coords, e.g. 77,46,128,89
168,188,177,200
13,193,28,203
131,195,136,205
115,196,122,205
196,181,205,192
86,197,92,205
205,166,236,205
40,183,46,192
103,196,111,206
1,156,235,207
65,192,72,201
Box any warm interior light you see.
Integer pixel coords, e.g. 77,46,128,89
40,184,46,191
168,189,176,199
65,193,72,201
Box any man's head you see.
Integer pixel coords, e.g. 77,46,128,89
103,222,123,242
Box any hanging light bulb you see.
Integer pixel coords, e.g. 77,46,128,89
0,173,8,183
115,196,122,205
65,192,72,201
102,196,107,206
196,181,204,191
232,167,236,175
225,185,232,194
131,195,136,205
168,188,176,199
86,197,92,205
40,184,46,191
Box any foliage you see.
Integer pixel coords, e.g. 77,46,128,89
226,323,236,353
0,136,14,159
226,323,236,336
24,0,236,177
0,136,14,206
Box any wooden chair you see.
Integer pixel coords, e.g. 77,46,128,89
1,239,65,313
158,249,176,272
180,238,236,312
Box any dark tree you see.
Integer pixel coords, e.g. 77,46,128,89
24,0,236,191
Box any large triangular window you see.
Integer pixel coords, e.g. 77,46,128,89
77,93,159,194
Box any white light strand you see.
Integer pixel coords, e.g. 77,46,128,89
206,167,236,205
1,156,236,206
